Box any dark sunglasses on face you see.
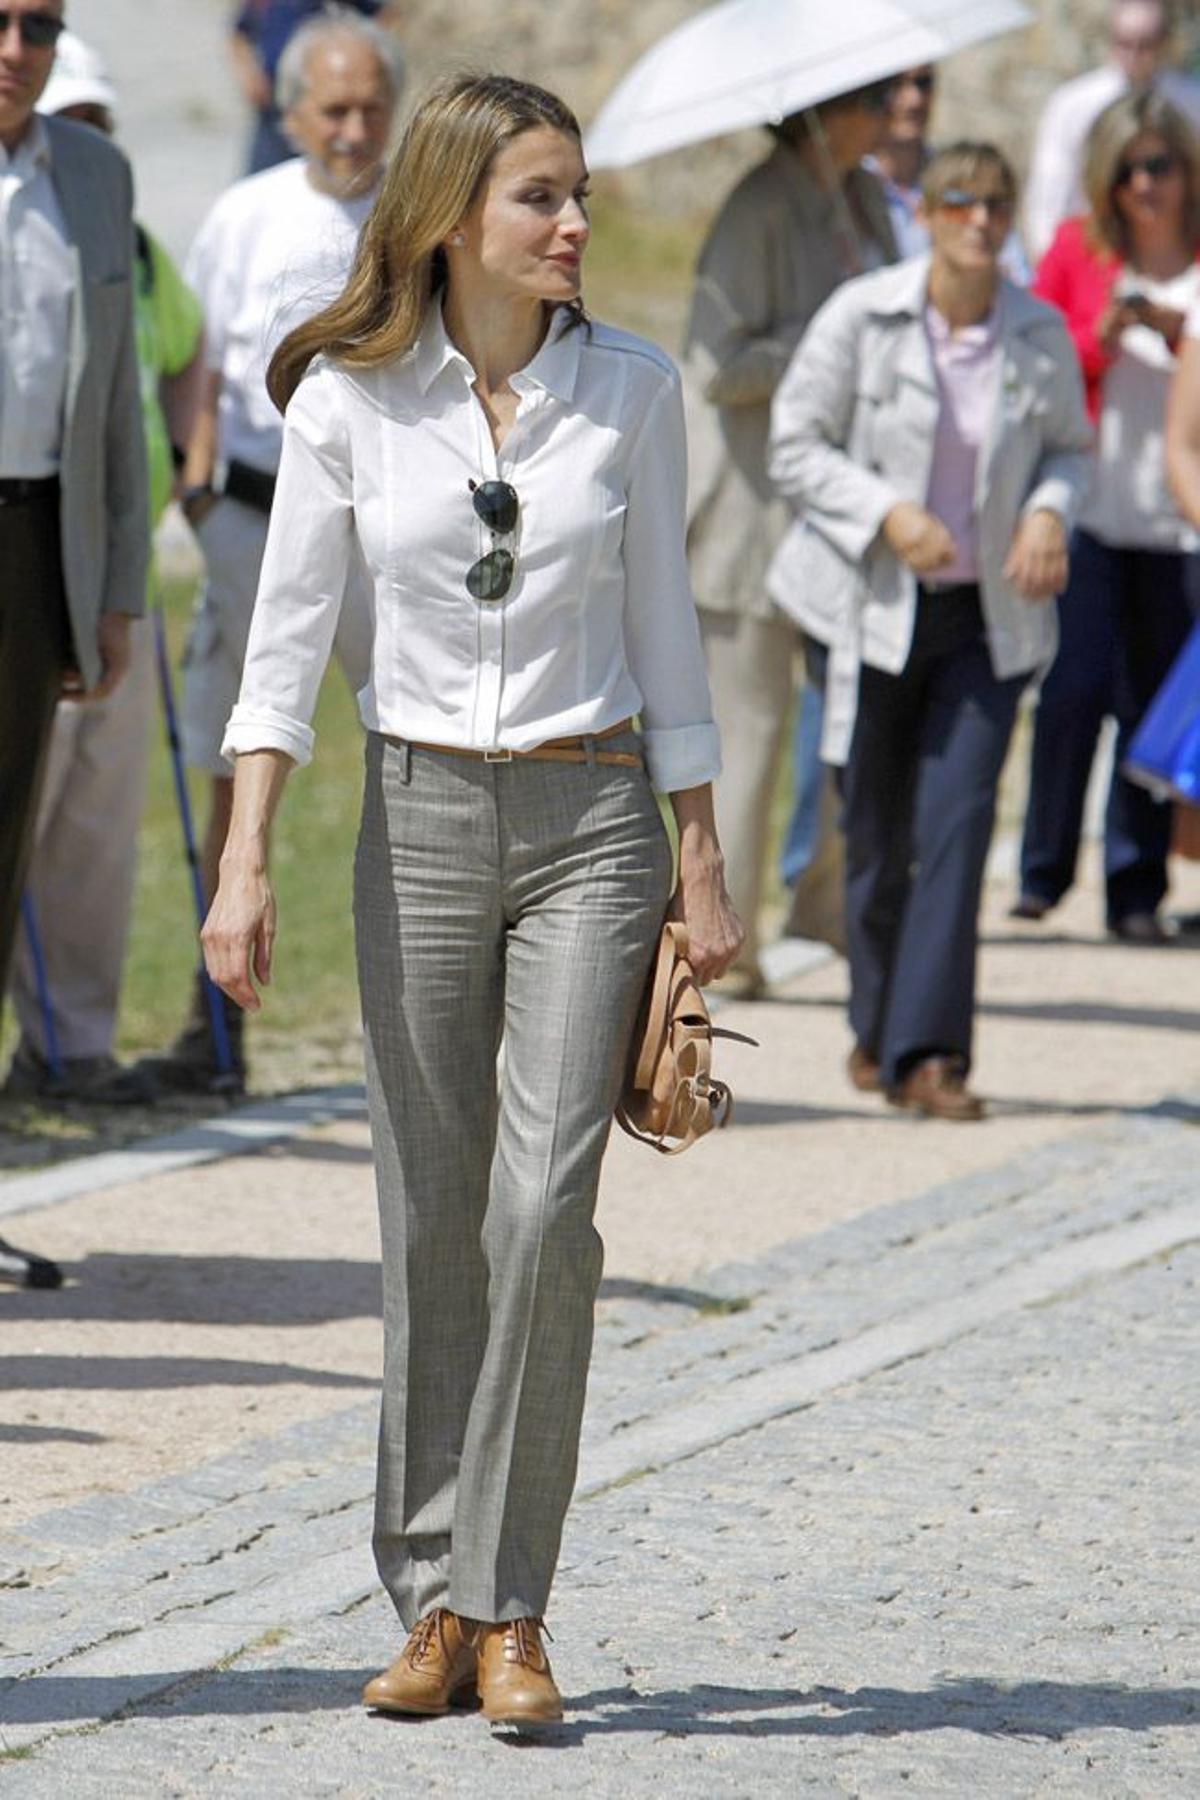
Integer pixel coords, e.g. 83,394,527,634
466,478,519,602
1115,151,1176,186
0,9,64,47
903,72,936,95
937,187,1014,220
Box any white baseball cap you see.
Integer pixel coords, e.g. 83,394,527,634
39,31,118,119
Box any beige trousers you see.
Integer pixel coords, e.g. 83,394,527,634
10,618,155,1059
700,608,796,977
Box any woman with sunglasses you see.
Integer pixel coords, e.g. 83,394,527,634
1012,90,1200,942
200,74,740,1728
769,143,1092,1119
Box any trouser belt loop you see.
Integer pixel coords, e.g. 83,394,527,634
400,739,412,785
583,733,597,770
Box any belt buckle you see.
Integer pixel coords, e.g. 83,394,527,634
483,747,513,763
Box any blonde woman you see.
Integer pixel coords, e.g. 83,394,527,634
1014,91,1200,941
202,75,741,1727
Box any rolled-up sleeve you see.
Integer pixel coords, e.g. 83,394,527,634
622,369,722,790
221,364,354,765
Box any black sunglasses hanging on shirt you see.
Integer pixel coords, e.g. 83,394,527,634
467,479,520,602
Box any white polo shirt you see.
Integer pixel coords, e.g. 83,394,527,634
185,156,376,477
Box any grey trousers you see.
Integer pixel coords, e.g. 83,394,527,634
353,730,672,1628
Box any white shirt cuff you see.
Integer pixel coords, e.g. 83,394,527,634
642,722,722,792
221,704,314,767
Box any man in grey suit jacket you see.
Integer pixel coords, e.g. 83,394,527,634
0,0,147,1287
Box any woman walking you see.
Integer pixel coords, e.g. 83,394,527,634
769,144,1092,1119
202,75,740,1725
1012,91,1200,941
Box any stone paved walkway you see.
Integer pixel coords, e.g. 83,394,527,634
3,1106,1198,1794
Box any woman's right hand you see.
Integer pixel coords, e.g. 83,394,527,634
200,858,276,1013
882,501,956,576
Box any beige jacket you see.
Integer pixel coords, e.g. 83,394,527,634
681,138,896,620
767,256,1093,763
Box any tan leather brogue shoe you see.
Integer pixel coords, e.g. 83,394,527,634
362,1608,479,1716
476,1617,563,1726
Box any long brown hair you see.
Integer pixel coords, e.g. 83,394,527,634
1083,88,1200,260
267,73,585,412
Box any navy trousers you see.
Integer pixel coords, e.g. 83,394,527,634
1018,528,1194,926
843,588,1024,1089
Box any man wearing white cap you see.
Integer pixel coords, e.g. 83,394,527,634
3,30,205,1106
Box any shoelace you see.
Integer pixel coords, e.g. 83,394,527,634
503,1617,552,1665
405,1610,443,1668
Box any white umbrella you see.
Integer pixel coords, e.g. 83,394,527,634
585,0,1033,170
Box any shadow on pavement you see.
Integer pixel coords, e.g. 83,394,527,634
527,1678,1200,1744
0,1255,383,1325
0,1423,107,1445
978,998,1200,1032
8,1674,1200,1739
0,1355,377,1391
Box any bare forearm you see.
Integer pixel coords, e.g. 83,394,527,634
669,782,724,881
183,372,222,490
221,749,294,872
1166,341,1200,527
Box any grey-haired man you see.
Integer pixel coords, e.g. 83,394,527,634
138,8,402,1094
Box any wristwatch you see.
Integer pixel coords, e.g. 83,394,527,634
180,482,216,521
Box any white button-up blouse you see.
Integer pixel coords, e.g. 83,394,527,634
223,303,721,793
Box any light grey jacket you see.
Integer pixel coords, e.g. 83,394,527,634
44,114,149,689
681,139,896,619
767,255,1093,762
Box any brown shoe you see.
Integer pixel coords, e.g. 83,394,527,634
476,1618,563,1726
362,1609,479,1715
888,1055,984,1122
846,1043,881,1092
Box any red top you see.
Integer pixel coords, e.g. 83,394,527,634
1032,215,1121,425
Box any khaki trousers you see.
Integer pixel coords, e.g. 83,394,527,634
10,618,155,1058
354,730,672,1627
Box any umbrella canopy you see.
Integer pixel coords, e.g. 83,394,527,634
585,0,1033,170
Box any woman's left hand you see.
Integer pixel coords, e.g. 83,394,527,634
668,856,745,985
1003,508,1069,601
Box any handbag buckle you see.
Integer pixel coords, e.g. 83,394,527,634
483,747,514,763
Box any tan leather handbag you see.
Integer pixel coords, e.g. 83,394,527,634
615,921,755,1155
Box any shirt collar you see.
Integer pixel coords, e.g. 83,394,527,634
924,299,1000,351
412,299,582,402
2,112,52,177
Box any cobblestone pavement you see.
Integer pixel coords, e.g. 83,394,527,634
3,1109,1198,1795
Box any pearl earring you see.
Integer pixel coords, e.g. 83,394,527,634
449,231,465,246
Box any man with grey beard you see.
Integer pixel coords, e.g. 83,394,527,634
137,8,403,1095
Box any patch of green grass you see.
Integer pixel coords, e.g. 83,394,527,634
111,575,363,1068
579,185,706,346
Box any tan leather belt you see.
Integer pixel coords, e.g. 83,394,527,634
395,718,643,768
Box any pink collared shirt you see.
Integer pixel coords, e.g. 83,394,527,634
923,301,1002,586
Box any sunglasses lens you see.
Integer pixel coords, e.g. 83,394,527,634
18,13,63,45
466,547,514,602
472,479,519,535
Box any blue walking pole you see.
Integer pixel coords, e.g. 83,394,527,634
151,604,237,1086
19,892,65,1087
